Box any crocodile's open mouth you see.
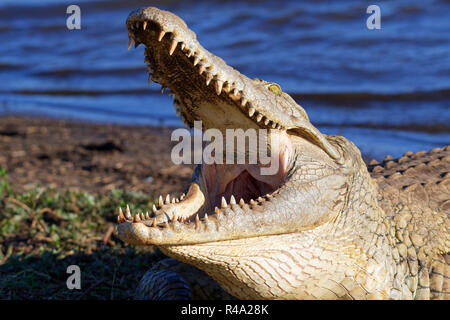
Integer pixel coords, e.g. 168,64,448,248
116,7,343,245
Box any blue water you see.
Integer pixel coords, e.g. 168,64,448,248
0,0,449,159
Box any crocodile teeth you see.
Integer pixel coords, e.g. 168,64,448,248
248,107,256,117
152,204,157,213
233,89,240,97
205,73,213,86
223,83,232,93
125,205,132,220
158,30,166,41
142,21,147,30
165,194,171,204
239,198,245,206
133,214,141,222
271,122,277,129
180,193,185,200
128,38,134,50
230,195,236,205
181,43,185,51
215,80,223,95
158,195,164,207
198,65,206,75
256,113,263,122
171,198,176,204
193,56,200,66
195,214,200,226
152,219,157,227
240,98,247,107
169,40,178,55
249,199,256,205
140,213,146,220
117,207,125,223
264,118,270,125
214,207,220,214
221,196,227,208
145,212,150,220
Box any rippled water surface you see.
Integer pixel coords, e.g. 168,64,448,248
0,0,449,159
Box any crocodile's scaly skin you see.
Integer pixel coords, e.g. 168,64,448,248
116,7,450,300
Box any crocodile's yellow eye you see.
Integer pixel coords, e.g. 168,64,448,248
268,84,282,95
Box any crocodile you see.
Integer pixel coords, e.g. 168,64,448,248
116,7,450,300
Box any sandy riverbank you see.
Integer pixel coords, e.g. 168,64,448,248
0,115,193,197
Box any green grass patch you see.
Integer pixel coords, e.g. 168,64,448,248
0,170,164,299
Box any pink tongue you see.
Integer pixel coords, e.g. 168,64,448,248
204,144,291,208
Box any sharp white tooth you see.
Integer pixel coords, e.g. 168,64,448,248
193,56,200,66
256,113,263,122
181,43,185,51
142,21,147,30
250,199,256,205
133,214,141,222
158,30,166,41
223,83,232,93
165,194,171,204
248,107,255,117
140,213,145,220
241,98,247,107
215,80,223,95
171,198,176,204
230,195,236,205
205,73,213,86
145,212,150,219
169,40,178,55
198,65,206,75
175,198,179,203
180,193,185,200
233,88,240,97
221,197,227,208
204,213,209,221
264,118,270,125
152,204,157,213
158,195,164,206
214,207,220,214
195,214,200,226
128,38,134,50
125,205,132,219
118,207,125,223
271,122,277,129
239,198,245,205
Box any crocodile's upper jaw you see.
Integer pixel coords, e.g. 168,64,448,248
116,7,348,246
